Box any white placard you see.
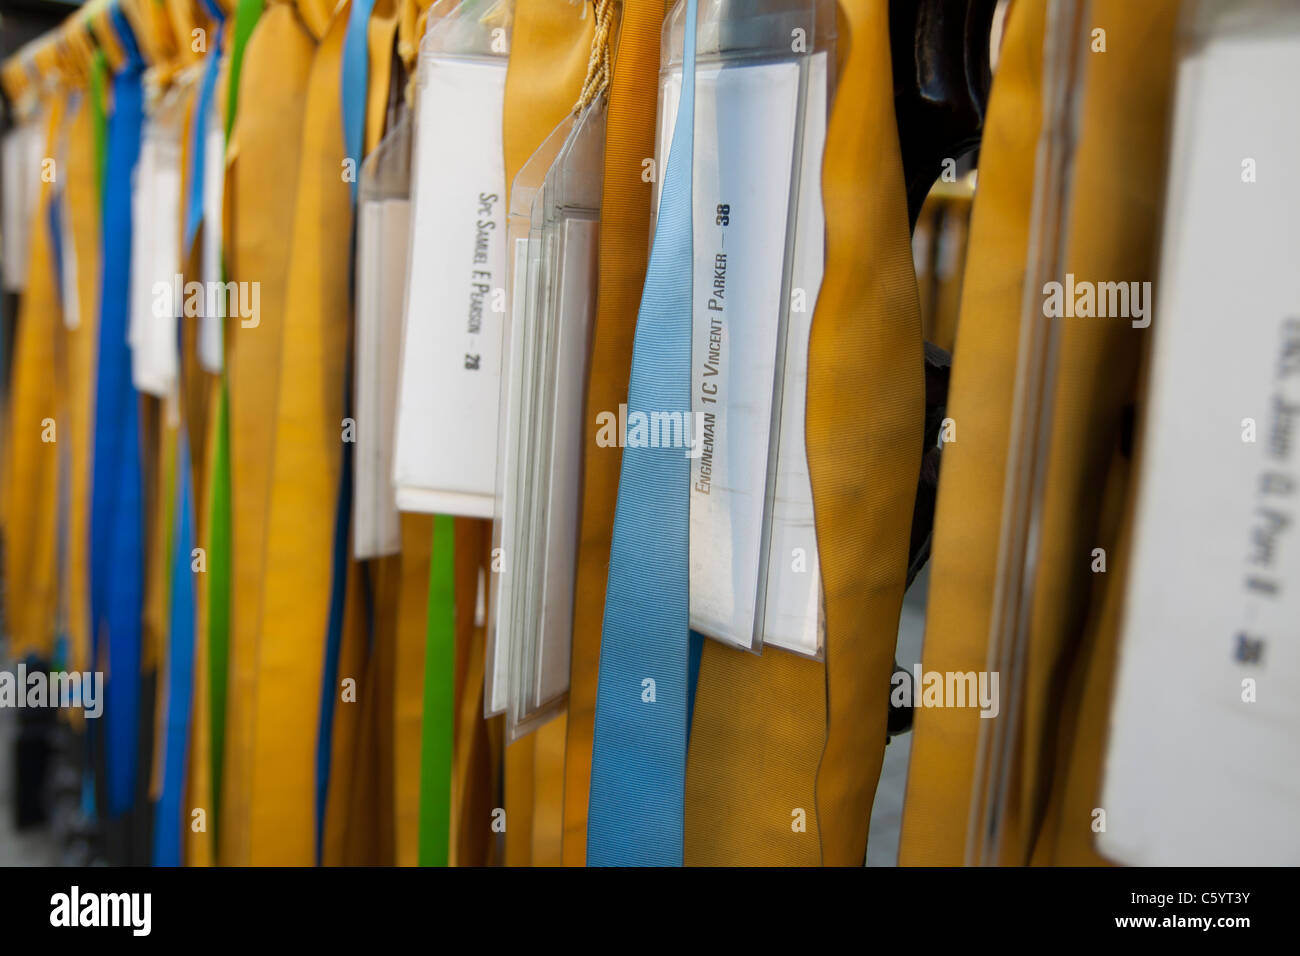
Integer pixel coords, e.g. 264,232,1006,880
1099,12,1300,867
129,118,182,398
393,56,508,519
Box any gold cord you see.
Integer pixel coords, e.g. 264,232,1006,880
574,0,615,112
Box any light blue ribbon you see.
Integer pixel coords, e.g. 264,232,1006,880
587,0,699,867
340,0,376,202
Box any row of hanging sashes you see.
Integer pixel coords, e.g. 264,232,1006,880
0,0,467,865
2,0,1295,867
1,0,842,865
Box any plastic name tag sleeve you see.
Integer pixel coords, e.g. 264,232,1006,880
392,4,512,519
508,99,605,739
354,110,413,560
56,97,80,331
762,50,827,658
485,108,573,718
1,110,44,292
129,85,185,399
1099,0,1300,866
657,0,833,658
198,100,226,374
486,91,606,736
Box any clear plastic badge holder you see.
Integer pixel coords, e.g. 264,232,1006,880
510,99,607,740
197,92,226,374
56,92,81,332
967,0,1087,866
486,94,608,738
657,0,834,658
1,90,44,293
354,103,412,560
485,110,574,718
391,0,513,518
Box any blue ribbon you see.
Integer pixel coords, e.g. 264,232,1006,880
314,0,376,864
184,22,226,254
340,0,375,202
89,5,147,820
47,188,65,303
153,428,197,866
586,0,699,866
48,186,70,674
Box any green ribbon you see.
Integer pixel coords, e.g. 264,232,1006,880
225,0,265,139
418,515,456,866
90,49,107,209
207,396,231,839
